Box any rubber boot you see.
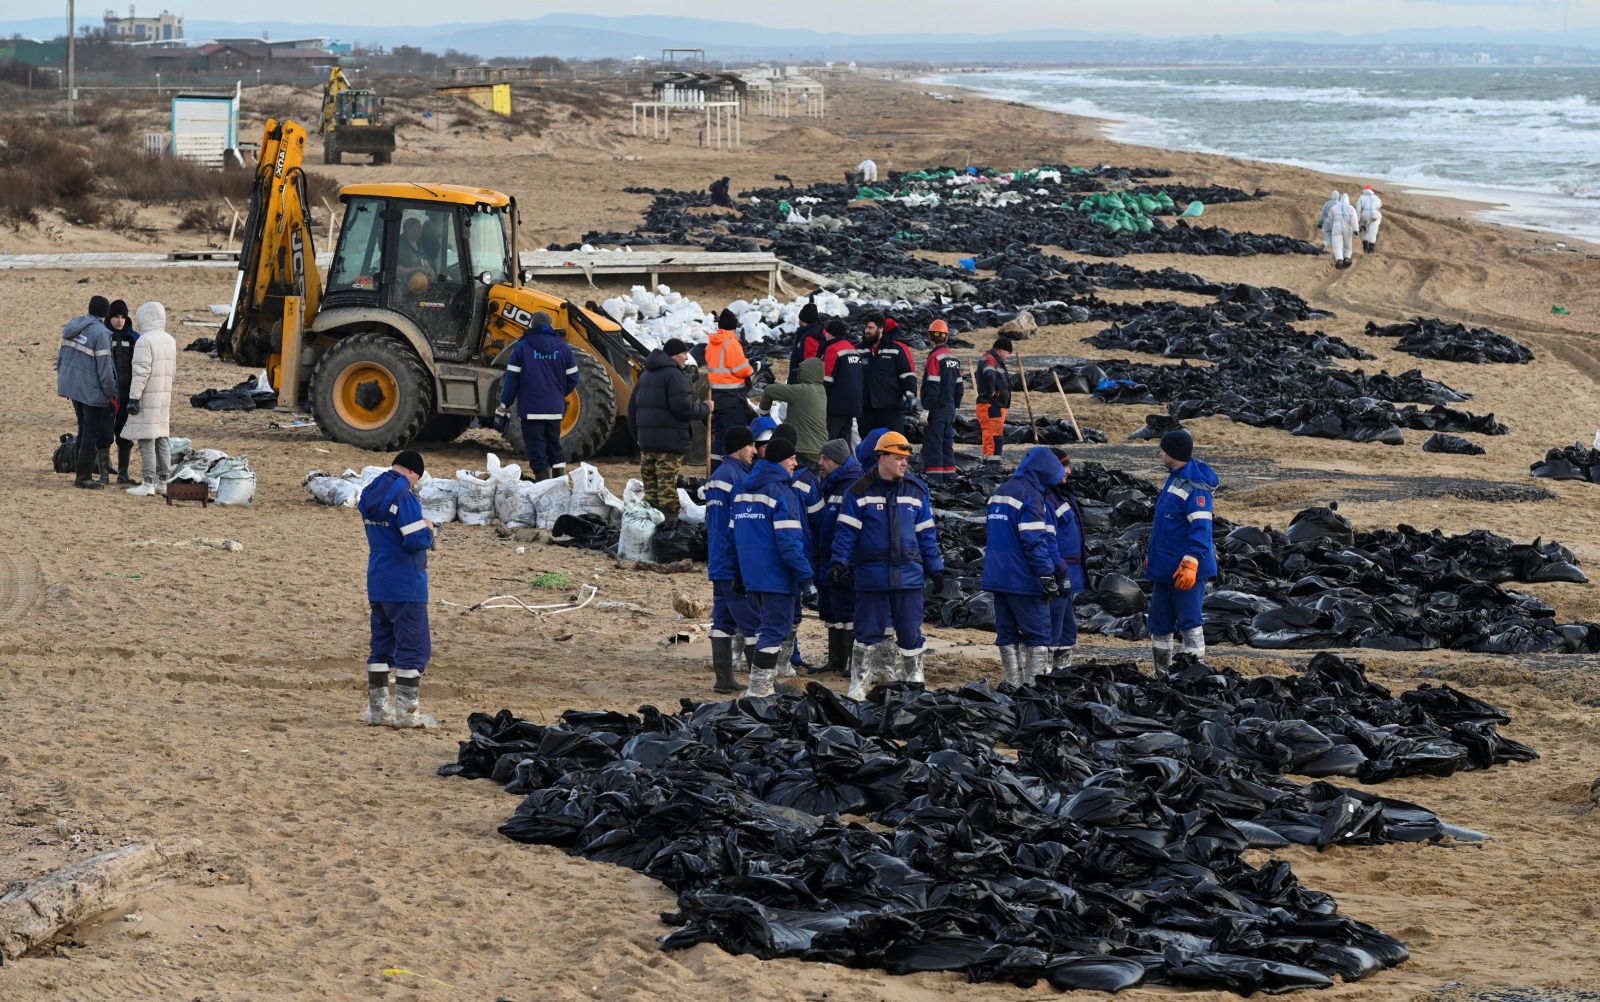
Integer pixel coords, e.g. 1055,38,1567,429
846,641,872,700
868,639,897,683
1152,636,1174,677
1051,646,1075,672
115,441,135,484
742,641,756,677
392,674,437,729
710,636,739,694
74,445,103,489
808,628,841,675
1025,646,1050,684
776,633,798,679
97,447,112,485
362,665,393,726
743,648,779,698
900,651,924,685
1180,626,1206,663
998,644,1022,687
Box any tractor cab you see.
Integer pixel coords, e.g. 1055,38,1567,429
335,89,382,127
325,183,515,363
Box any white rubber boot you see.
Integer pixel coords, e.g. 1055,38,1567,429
846,642,872,700
776,633,798,679
998,645,1022,687
900,651,925,685
391,672,437,729
361,664,393,726
743,649,779,698
1025,646,1050,684
1180,626,1206,662
1152,635,1174,676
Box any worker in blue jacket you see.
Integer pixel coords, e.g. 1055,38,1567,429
705,424,758,694
829,431,944,696
357,450,436,729
980,446,1064,687
1046,449,1089,674
770,423,824,673
730,437,814,697
810,438,863,675
496,311,579,481
1146,429,1218,673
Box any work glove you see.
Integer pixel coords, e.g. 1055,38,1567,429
903,392,919,414
1039,575,1060,600
928,571,946,593
127,399,141,416
800,580,819,604
827,563,849,586
1174,555,1199,591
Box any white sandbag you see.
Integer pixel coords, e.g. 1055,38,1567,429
304,473,360,507
676,488,706,524
526,476,572,530
486,452,535,527
418,476,459,524
455,468,495,526
617,503,666,562
567,462,614,521
623,478,647,506
343,465,389,487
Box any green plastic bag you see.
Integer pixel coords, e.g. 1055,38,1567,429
855,186,890,200
1552,305,1571,315
1180,201,1205,218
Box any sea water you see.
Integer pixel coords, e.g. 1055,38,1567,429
937,66,1600,243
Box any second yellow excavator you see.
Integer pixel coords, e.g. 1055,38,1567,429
319,67,396,165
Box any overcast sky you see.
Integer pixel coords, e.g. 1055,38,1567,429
13,0,1596,35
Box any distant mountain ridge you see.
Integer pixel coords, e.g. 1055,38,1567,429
3,12,1596,59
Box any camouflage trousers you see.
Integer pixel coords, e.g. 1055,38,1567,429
639,451,683,517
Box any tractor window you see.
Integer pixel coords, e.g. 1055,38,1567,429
328,197,384,292
464,207,510,286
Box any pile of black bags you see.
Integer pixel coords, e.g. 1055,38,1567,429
1530,443,1600,483
925,465,1597,654
1364,319,1534,364
441,653,1535,992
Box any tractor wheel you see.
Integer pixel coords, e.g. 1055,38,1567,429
324,136,341,165
372,150,391,165
311,331,433,451
415,412,473,443
500,350,616,465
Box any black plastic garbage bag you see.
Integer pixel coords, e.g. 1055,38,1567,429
1283,504,1353,546
1423,433,1485,455
654,519,708,563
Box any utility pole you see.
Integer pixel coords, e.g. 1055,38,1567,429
66,0,76,125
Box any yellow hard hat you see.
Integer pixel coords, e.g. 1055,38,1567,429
875,431,912,456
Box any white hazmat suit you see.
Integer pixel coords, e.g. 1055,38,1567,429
1356,187,1383,252
1324,194,1358,268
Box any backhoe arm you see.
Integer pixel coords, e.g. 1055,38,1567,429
216,118,324,367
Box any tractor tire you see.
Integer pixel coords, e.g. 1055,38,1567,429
415,412,473,443
499,350,616,465
372,150,391,165
324,138,341,165
311,331,433,451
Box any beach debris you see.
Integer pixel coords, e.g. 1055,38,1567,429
1424,433,1486,455
1531,443,1600,484
440,653,1535,991
1551,305,1571,315
1364,318,1534,364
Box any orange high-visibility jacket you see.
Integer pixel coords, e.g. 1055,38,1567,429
706,329,754,388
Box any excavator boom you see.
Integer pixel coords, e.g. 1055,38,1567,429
217,118,323,366
319,67,349,135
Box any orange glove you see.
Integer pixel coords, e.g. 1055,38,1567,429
1173,556,1199,591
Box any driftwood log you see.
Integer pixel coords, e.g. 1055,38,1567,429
0,838,207,960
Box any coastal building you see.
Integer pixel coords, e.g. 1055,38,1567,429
103,7,183,42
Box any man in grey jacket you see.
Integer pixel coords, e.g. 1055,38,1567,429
57,296,120,490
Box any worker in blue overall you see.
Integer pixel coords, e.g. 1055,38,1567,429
1146,429,1218,673
980,446,1064,686
809,438,863,674
705,424,758,694
1046,448,1088,673
729,437,814,697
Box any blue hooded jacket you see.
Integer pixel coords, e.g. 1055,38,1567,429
57,315,118,407
813,453,864,569
980,447,1064,596
831,469,943,592
500,327,579,419
1146,457,1219,581
731,459,813,593
359,470,434,603
704,454,750,582
855,428,888,469
1047,481,1088,593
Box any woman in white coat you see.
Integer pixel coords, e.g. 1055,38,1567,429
122,302,177,496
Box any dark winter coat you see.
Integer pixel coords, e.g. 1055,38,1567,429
57,315,118,407
977,349,1012,411
920,344,964,412
822,335,867,418
980,447,1064,596
627,349,710,455
1146,457,1219,581
831,470,943,592
863,338,916,410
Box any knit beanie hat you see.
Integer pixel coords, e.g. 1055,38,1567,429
820,439,851,465
993,337,1014,353
661,337,691,357
771,423,798,445
799,302,819,323
529,311,554,332
722,425,755,455
393,449,425,477
107,299,130,320
764,439,796,464
717,308,739,331
88,295,110,319
825,319,848,337
1159,428,1194,463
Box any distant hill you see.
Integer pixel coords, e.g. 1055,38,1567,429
2,12,1596,60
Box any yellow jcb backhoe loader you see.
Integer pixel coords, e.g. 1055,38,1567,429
216,118,646,459
319,67,395,165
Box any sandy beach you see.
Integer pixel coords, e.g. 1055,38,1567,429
2,72,1600,1001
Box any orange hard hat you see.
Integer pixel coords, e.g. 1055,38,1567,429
928,319,949,334
874,431,912,456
